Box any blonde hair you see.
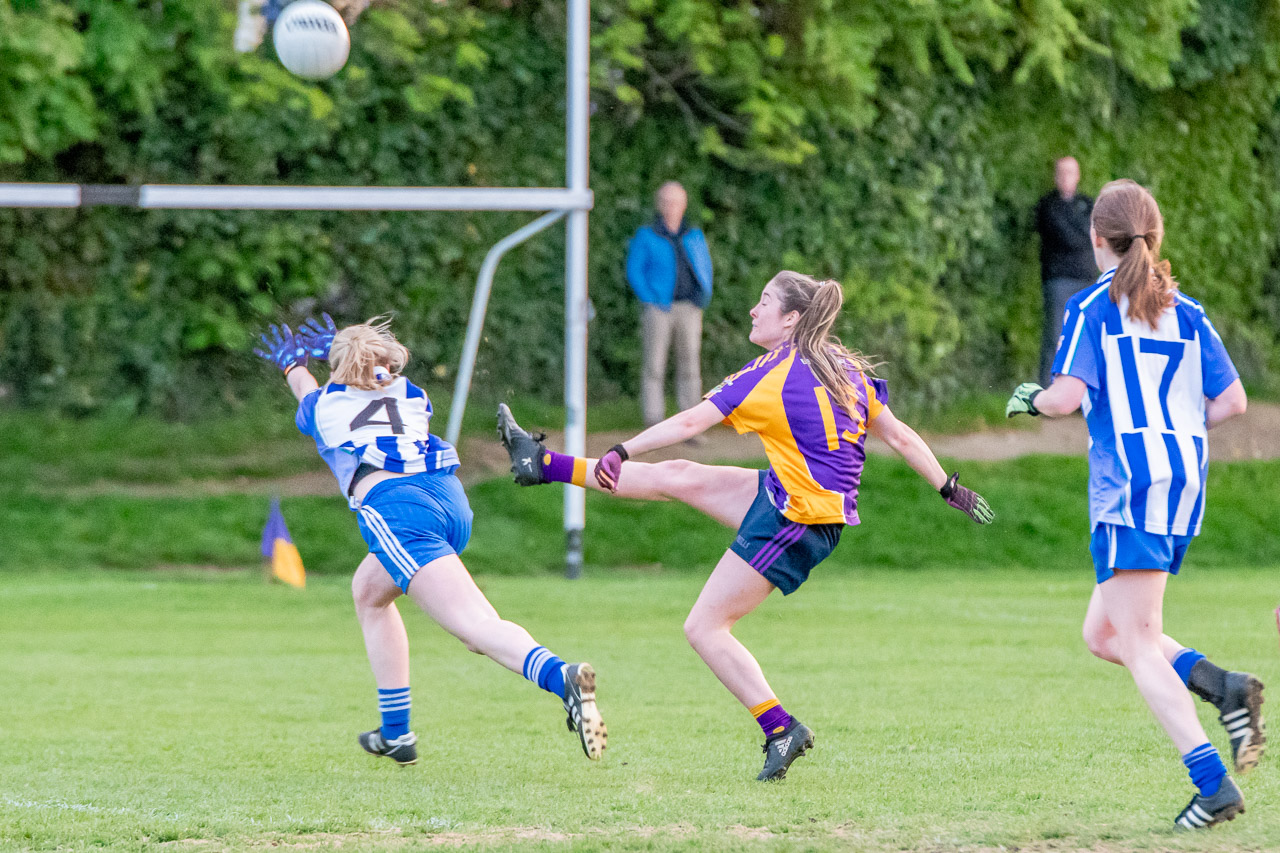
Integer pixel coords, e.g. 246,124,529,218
1092,179,1177,329
329,316,410,390
770,271,877,418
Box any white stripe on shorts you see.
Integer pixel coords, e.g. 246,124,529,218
359,506,421,581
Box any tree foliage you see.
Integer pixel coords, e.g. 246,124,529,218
0,0,1278,415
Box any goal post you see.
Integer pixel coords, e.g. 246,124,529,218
0,0,593,577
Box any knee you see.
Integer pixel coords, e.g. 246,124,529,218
351,567,396,614
683,613,705,650
683,611,724,653
1082,622,1113,660
351,572,378,613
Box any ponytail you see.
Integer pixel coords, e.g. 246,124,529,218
1092,179,1176,329
771,271,877,419
329,316,410,390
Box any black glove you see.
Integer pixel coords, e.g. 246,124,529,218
940,472,994,524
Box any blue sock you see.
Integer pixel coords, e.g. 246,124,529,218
378,687,411,740
1172,648,1206,685
523,646,567,698
1182,742,1226,797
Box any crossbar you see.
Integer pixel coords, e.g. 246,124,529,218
0,183,593,212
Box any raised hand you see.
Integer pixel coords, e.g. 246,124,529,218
1005,382,1044,418
939,472,994,524
253,323,309,373
593,444,628,492
298,312,338,360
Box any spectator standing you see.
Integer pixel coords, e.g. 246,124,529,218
625,182,713,426
1035,156,1096,386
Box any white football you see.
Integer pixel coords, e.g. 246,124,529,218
273,1,350,81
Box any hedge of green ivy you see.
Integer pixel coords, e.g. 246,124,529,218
0,0,1277,416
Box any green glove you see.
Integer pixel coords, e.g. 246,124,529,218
1005,382,1044,418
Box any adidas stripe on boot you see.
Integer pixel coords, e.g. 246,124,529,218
357,729,418,766
1219,672,1266,774
1175,777,1245,830
757,718,814,781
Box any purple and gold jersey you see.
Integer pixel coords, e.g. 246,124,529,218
706,342,888,525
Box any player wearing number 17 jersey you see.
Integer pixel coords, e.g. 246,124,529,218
1006,180,1264,829
255,315,606,767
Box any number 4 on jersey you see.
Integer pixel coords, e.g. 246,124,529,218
349,398,405,434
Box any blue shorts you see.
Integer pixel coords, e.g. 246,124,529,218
728,472,842,595
356,471,474,593
1090,523,1194,584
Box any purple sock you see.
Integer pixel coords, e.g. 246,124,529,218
756,704,793,737
542,450,583,485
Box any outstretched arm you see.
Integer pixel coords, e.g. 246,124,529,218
868,407,947,489
593,400,724,491
255,322,317,402
285,365,319,402
623,400,724,457
869,407,994,524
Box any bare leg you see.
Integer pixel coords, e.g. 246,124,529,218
586,458,760,528
1097,570,1211,754
406,553,543,674
683,550,779,709
351,553,411,688
1082,583,1190,665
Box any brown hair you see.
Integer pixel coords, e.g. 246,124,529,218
770,270,877,418
1091,179,1176,329
329,316,410,390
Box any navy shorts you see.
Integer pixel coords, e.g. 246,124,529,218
729,472,842,595
356,471,474,593
1090,522,1193,584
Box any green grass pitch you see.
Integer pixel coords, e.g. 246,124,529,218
2,566,1276,852
3,414,1278,852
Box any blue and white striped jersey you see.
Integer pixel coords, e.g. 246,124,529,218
295,377,460,507
1052,268,1238,536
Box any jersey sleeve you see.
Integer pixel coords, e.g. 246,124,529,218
865,376,889,422
705,351,779,420
295,388,322,438
1197,314,1239,398
1051,297,1103,390
403,379,432,417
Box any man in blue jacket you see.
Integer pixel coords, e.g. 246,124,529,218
625,181,713,426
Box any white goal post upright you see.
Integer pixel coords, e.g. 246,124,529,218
0,0,593,577
562,0,590,580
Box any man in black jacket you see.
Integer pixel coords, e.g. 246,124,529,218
1035,156,1096,386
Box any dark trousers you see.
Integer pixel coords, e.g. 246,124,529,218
1040,277,1093,386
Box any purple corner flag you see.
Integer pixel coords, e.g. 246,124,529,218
260,498,292,559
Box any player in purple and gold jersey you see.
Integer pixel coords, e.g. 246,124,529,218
499,271,993,781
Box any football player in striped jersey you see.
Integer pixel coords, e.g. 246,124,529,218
256,315,606,766
499,271,992,781
1007,180,1263,829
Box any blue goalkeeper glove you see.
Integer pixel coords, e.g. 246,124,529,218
1005,382,1044,418
254,323,309,373
298,312,338,361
